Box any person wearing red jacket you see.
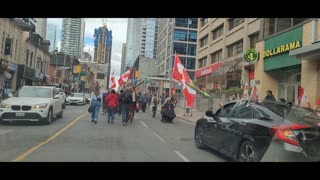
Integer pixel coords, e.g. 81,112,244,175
105,89,119,124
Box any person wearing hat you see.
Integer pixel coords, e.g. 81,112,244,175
264,90,276,102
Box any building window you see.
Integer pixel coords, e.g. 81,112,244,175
198,56,207,68
212,25,224,40
188,30,197,42
227,40,243,57
211,49,223,64
199,35,208,48
265,18,311,37
174,43,187,55
200,18,209,27
174,29,187,41
26,49,29,65
187,44,196,56
175,18,198,29
249,32,259,49
277,18,291,32
293,18,309,26
186,58,196,70
229,18,244,30
30,52,33,67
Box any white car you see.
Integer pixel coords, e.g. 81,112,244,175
0,86,64,125
66,93,86,105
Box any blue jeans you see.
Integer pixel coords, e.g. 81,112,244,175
107,107,116,123
91,100,101,121
121,103,130,123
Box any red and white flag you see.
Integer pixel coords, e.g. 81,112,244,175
250,85,258,101
242,82,250,100
297,87,311,108
110,71,116,89
118,67,132,86
172,54,196,108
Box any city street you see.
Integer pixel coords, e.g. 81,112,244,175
0,105,227,162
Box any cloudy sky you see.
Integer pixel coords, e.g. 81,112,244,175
47,18,128,81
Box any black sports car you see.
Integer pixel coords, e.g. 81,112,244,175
194,100,320,162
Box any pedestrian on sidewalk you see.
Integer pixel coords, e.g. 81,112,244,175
264,90,276,102
151,94,158,117
118,90,123,116
102,89,109,115
89,86,102,124
105,89,119,124
120,88,132,126
129,87,137,123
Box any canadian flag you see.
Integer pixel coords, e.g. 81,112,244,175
242,82,250,100
250,85,258,101
110,71,116,89
297,87,311,108
172,54,196,108
118,67,133,86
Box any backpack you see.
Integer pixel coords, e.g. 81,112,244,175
121,92,131,103
153,97,158,105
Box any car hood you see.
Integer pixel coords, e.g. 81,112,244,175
67,97,84,100
2,97,52,105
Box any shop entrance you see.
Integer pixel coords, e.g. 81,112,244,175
278,70,301,103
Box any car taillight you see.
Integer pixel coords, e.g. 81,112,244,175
272,124,311,146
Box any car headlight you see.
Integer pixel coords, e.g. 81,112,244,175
0,103,11,108
34,103,48,109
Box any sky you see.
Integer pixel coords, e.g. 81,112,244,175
47,18,128,83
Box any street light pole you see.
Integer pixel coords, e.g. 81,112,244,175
54,48,58,86
61,52,67,90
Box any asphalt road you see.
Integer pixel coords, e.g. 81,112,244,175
0,105,227,162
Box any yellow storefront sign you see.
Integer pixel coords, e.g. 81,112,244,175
263,40,301,58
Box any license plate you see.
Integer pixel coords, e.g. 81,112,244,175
16,112,25,117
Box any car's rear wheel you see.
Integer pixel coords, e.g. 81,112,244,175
195,125,207,149
238,140,259,162
43,109,53,125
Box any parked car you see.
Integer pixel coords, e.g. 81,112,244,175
0,86,64,125
194,100,320,162
66,93,86,105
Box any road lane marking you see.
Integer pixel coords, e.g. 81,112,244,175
12,112,89,162
175,118,196,125
139,121,149,128
153,132,166,143
174,151,190,162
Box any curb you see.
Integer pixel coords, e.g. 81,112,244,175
176,115,196,124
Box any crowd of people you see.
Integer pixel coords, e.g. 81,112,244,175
88,85,178,126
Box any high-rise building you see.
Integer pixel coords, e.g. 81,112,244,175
46,23,58,52
21,18,47,38
125,18,158,67
93,25,112,88
61,18,85,58
121,43,127,75
157,18,198,80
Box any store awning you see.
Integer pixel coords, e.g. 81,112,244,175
289,41,320,60
195,62,223,78
210,57,242,79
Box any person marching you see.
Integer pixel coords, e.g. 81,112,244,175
105,89,119,124
89,86,103,124
151,94,158,117
120,88,132,126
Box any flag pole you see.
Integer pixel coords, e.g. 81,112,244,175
169,53,175,98
247,82,255,105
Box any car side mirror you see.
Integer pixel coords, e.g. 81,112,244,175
54,95,60,99
205,111,215,117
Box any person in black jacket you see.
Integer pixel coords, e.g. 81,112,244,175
264,90,276,102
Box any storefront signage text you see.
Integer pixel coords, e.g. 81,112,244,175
263,40,301,58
